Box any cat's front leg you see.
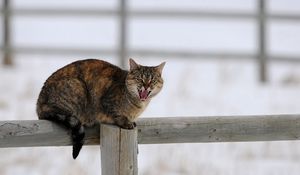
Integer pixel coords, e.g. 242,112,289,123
114,115,136,129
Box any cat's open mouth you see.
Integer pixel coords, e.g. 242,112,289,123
139,89,151,101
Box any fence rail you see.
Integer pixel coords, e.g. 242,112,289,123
1,114,300,148
1,114,300,174
3,8,300,20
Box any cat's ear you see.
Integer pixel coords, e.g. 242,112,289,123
155,62,166,75
129,58,139,71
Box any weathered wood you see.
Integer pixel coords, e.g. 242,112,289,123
1,114,300,147
119,0,128,68
100,124,138,175
258,0,267,82
3,8,300,21
137,115,300,144
0,120,99,147
2,46,300,64
2,0,12,66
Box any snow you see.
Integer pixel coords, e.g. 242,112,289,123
1,0,300,175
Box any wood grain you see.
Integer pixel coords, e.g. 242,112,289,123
100,124,138,175
137,115,300,144
1,114,300,148
0,120,99,147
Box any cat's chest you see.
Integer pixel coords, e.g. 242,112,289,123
126,101,150,121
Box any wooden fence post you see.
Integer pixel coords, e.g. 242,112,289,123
119,0,128,69
258,0,267,82
100,124,138,175
2,0,12,66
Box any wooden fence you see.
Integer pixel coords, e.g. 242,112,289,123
1,114,300,174
2,0,300,82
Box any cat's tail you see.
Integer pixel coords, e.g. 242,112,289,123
70,120,85,159
37,106,85,159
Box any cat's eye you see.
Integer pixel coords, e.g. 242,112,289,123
139,77,144,82
135,76,142,81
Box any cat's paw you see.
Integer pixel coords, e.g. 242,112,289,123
114,116,136,130
121,121,135,130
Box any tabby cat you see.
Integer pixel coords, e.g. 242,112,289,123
36,58,165,159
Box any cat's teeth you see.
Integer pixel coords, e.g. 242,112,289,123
139,89,149,101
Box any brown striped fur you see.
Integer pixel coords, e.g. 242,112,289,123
36,58,165,159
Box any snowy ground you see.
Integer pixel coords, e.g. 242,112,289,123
1,0,300,175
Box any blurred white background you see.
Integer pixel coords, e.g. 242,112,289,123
1,0,300,175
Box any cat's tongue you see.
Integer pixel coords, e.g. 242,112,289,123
139,90,149,101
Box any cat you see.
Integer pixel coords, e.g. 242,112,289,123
36,58,165,159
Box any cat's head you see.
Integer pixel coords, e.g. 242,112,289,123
126,58,165,102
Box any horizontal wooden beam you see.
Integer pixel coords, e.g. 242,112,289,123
0,47,256,60
0,120,99,147
0,46,115,56
1,8,300,21
131,50,256,60
0,8,117,17
1,47,299,63
1,114,300,148
137,115,300,144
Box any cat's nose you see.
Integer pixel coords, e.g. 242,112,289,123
141,86,150,91
143,82,151,90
